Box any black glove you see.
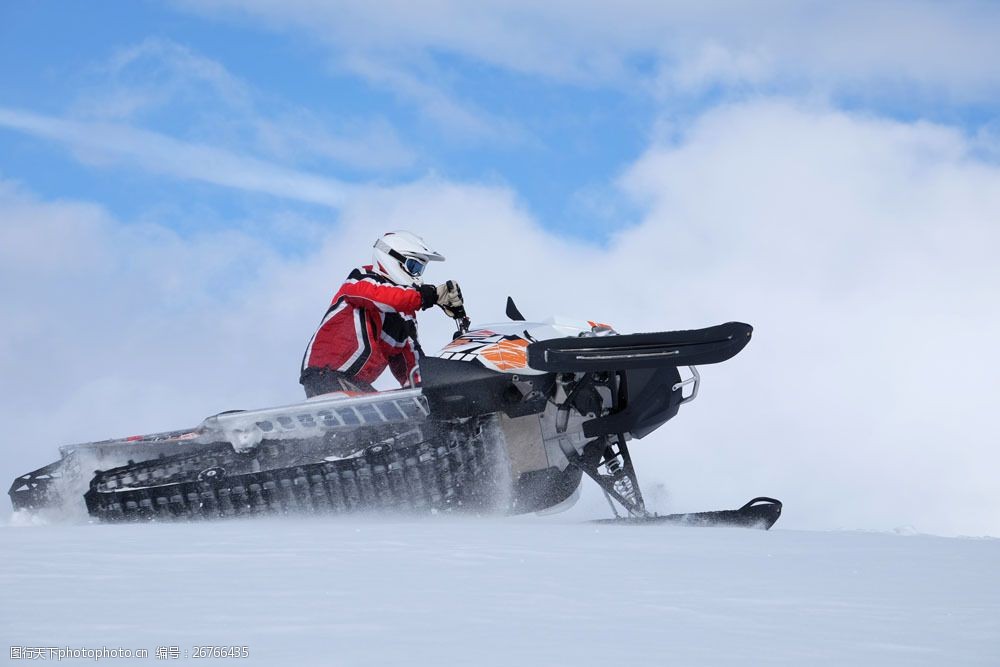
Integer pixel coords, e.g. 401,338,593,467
418,284,438,310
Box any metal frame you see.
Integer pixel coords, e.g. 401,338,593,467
672,366,700,405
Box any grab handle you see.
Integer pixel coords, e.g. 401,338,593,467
672,366,700,405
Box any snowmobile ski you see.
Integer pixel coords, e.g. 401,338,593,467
593,497,782,530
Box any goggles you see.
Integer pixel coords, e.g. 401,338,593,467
403,256,427,277
376,239,427,277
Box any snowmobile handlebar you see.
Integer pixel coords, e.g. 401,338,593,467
448,302,470,335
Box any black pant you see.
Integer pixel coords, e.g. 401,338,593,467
300,368,376,398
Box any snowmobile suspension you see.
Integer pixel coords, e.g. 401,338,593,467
567,433,648,519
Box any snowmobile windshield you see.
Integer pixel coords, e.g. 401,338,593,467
403,256,426,277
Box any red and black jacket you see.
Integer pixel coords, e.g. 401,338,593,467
301,266,427,388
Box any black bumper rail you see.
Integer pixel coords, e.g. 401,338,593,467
526,322,752,372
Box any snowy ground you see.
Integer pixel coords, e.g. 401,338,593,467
2,516,998,666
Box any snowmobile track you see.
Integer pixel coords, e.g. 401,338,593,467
84,435,496,522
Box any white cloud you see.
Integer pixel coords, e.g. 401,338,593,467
174,1,1000,102
3,101,999,536
89,37,254,118
340,55,520,142
0,106,353,207
609,102,1000,534
250,112,416,172
73,37,416,172
654,42,772,96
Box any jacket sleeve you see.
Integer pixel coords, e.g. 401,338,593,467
339,276,423,315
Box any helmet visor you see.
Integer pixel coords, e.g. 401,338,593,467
403,256,427,277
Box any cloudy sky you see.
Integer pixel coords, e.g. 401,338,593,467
2,2,999,535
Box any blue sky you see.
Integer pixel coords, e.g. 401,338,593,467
0,1,663,241
4,1,997,248
2,2,1000,534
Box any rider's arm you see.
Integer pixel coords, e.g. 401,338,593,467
339,276,435,315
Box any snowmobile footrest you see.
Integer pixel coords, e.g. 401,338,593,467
594,497,782,530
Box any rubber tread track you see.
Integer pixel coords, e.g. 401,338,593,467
84,436,493,522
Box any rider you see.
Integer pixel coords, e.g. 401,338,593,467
300,231,465,397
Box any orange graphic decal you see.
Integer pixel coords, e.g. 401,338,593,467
478,338,529,371
443,338,470,350
443,330,497,350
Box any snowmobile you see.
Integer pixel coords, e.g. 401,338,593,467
9,298,781,529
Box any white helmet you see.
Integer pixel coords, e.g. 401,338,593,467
371,230,445,286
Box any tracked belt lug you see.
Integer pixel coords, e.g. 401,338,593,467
84,418,500,522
